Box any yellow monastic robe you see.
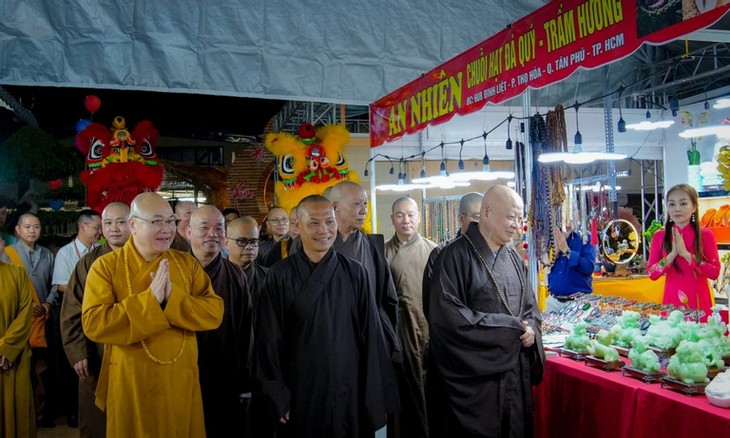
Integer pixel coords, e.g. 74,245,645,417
0,263,35,438
81,238,224,438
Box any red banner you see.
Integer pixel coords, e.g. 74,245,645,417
369,0,730,147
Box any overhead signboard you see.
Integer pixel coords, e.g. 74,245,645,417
370,0,730,147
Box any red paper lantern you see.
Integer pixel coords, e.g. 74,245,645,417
85,95,101,113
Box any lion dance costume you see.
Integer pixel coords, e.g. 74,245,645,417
76,116,164,212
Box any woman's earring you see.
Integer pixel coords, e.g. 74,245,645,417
692,212,696,223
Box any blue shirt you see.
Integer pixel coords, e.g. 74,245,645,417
547,231,596,297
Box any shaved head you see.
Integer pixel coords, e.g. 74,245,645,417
131,192,173,218
238,216,259,226
297,195,337,262
188,205,225,266
174,200,197,235
328,181,363,203
330,181,368,236
483,185,522,211
129,192,176,260
266,207,289,240
227,217,261,269
392,197,417,213
298,195,332,218
458,192,484,234
480,185,523,250
102,202,131,250
459,192,484,214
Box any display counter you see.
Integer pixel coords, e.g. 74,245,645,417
592,275,665,303
538,273,666,312
533,356,730,438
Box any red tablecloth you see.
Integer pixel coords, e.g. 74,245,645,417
533,355,730,438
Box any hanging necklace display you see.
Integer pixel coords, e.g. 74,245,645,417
463,234,525,318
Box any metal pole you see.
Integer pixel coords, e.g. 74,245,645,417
522,92,538,298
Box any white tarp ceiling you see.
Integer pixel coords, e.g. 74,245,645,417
0,0,548,105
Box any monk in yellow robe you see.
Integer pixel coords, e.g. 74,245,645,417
0,237,35,437
82,193,224,438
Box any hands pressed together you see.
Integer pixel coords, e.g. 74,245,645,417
552,225,570,254
150,259,172,305
666,226,693,266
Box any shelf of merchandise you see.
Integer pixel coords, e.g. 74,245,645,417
698,191,730,303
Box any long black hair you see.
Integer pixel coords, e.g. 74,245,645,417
662,184,703,271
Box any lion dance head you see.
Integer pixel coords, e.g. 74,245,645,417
76,116,164,212
265,122,371,232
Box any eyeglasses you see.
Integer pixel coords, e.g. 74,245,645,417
268,217,289,224
133,216,178,229
228,237,259,247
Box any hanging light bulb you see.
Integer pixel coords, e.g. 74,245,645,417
458,139,465,169
364,168,369,176
669,95,680,117
389,161,395,175
505,115,513,150
645,110,651,120
482,132,491,172
420,151,426,178
617,87,626,133
574,103,582,145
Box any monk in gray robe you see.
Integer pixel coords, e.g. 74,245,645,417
226,216,268,313
188,206,253,438
427,185,544,438
254,195,395,437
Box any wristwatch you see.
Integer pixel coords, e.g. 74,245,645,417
563,248,571,258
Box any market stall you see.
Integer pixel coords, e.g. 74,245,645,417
368,0,730,308
368,0,730,428
533,355,730,438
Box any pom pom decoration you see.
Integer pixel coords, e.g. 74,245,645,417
76,119,92,134
48,179,63,191
49,200,65,211
85,95,101,114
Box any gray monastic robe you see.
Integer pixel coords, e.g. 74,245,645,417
198,253,253,438
427,222,544,438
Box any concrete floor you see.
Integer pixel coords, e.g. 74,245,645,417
37,416,77,438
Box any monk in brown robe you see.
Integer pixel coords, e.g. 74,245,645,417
385,197,437,438
61,201,131,438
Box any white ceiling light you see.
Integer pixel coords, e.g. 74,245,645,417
713,98,730,109
678,125,730,138
625,120,675,130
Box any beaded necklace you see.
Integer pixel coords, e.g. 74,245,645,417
123,246,188,365
463,234,525,318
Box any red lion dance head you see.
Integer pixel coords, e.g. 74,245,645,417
76,116,164,212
